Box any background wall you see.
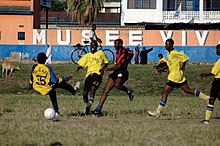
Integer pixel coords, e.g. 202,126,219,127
0,45,217,62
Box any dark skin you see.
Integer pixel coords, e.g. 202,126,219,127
160,40,195,103
98,40,125,106
199,46,220,105
77,41,108,102
90,24,102,43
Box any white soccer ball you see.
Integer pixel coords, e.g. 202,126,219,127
44,108,55,120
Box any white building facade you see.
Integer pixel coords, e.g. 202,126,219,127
121,0,220,25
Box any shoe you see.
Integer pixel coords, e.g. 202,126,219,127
84,105,91,115
74,81,80,91
127,88,134,101
53,112,60,121
201,119,210,125
93,109,102,116
148,110,160,117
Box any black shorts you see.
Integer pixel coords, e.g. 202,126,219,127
166,80,187,88
210,78,220,100
109,70,129,85
156,62,167,69
83,73,102,91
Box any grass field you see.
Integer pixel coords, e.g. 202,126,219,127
0,62,220,146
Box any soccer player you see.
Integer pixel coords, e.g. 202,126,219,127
94,39,134,115
77,40,109,114
29,52,77,119
148,38,209,117
200,44,220,124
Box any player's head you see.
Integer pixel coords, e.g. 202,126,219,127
114,39,123,50
216,44,220,55
47,43,50,48
158,53,163,59
165,38,174,51
90,40,98,53
37,52,47,64
92,24,96,31
142,47,146,50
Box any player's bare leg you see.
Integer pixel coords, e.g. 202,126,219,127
148,85,173,117
180,83,209,100
114,78,134,101
94,77,114,114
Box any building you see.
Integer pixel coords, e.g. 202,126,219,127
0,0,40,44
121,0,220,25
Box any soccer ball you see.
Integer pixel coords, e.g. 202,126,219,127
44,108,55,120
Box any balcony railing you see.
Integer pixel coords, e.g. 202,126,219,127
163,11,220,23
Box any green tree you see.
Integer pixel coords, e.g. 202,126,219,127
67,0,104,25
51,0,67,11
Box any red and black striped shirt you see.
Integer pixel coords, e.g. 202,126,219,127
116,47,130,70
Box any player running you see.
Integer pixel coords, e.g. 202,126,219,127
94,39,134,115
148,38,209,117
29,52,77,119
77,40,109,115
200,44,220,124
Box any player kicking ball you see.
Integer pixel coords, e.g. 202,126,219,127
200,44,220,124
29,52,78,120
148,38,209,117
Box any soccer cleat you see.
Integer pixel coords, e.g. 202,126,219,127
148,110,160,117
84,105,91,115
74,81,80,91
127,88,134,101
201,120,210,125
53,112,60,121
93,109,102,116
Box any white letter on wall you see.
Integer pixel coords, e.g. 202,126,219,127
33,29,46,44
182,31,187,46
160,31,173,44
81,30,91,45
106,30,119,46
129,30,143,46
57,30,71,45
195,31,209,46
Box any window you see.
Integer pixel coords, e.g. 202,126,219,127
127,0,156,9
18,32,25,40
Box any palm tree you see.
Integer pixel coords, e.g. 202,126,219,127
67,0,104,25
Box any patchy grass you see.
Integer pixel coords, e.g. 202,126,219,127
0,63,219,145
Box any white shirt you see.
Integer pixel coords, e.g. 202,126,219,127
89,30,97,40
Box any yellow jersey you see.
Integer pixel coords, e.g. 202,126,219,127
167,50,189,83
159,57,167,64
77,50,109,78
211,58,220,78
29,64,62,95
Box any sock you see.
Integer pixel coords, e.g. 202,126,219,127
194,89,209,100
156,100,166,114
88,97,94,106
126,88,131,94
96,105,102,111
205,104,214,121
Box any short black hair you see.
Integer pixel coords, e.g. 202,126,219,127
158,53,163,57
114,39,123,45
37,52,47,64
90,40,98,46
166,38,174,45
216,44,220,49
